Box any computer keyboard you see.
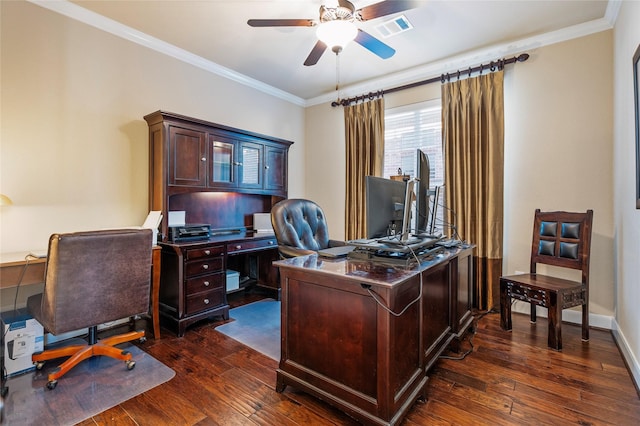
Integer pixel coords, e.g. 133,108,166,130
347,238,378,245
436,239,462,248
378,236,420,246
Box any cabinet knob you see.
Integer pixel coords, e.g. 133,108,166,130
264,165,270,170
204,298,210,305
204,281,210,287
202,264,209,270
201,157,206,162
204,250,211,255
236,245,242,250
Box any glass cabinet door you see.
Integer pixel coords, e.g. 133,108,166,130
209,134,236,188
238,142,263,189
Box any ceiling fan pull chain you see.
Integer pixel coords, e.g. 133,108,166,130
335,53,340,92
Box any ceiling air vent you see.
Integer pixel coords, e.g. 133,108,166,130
374,15,413,38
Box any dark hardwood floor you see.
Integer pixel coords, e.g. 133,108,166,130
73,288,640,425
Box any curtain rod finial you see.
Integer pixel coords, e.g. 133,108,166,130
517,53,530,62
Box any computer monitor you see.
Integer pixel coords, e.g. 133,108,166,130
400,178,417,242
365,176,406,239
415,149,431,234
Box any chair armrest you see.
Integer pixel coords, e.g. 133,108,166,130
278,245,317,258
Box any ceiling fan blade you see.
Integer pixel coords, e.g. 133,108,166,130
247,19,315,27
304,41,328,66
354,29,395,59
358,0,425,21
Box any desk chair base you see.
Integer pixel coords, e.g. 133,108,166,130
32,329,145,390
500,275,588,351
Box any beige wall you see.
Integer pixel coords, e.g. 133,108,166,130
503,31,614,318
613,0,640,381
0,1,305,257
305,31,615,321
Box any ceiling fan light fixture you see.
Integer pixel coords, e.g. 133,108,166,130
316,20,358,52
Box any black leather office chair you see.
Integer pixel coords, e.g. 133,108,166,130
499,209,593,350
27,228,153,389
270,199,344,258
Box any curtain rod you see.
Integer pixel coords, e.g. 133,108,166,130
331,53,530,107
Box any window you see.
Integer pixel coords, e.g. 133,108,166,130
384,100,445,233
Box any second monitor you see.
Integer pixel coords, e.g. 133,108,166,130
365,149,432,244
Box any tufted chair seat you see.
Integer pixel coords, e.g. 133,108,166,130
271,199,345,258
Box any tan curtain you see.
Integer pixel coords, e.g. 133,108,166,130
344,98,385,240
442,71,504,311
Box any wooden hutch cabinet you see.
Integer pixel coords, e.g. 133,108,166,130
144,111,293,336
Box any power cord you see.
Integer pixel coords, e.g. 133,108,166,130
438,308,499,361
360,244,424,317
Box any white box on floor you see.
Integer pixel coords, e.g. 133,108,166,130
1,309,44,377
226,270,240,292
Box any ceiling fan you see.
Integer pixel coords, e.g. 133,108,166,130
248,0,424,66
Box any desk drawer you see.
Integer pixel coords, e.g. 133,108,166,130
185,288,224,315
185,257,224,277
186,272,224,295
186,245,225,261
227,238,277,254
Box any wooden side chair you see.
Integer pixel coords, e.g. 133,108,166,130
500,209,593,350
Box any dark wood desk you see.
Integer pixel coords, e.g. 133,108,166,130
158,232,279,336
151,246,162,339
274,246,474,426
0,252,46,289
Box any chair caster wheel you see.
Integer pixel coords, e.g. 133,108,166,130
126,360,136,370
139,336,147,344
34,361,45,370
46,380,58,390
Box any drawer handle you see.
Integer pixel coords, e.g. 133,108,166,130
202,264,209,270
268,241,274,245
204,298,210,305
204,281,210,287
235,245,242,250
204,250,211,255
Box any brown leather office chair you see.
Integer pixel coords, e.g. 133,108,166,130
500,209,593,350
27,228,153,389
270,199,344,258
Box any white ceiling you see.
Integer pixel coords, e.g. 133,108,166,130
36,1,615,105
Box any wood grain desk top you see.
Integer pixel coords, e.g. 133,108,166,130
274,246,470,288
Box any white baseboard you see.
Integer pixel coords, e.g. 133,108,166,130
511,301,614,329
45,317,133,344
611,320,640,391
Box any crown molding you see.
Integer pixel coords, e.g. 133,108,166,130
605,0,622,26
305,14,615,107
28,0,615,109
27,0,306,107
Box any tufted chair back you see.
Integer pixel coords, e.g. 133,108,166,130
271,199,331,257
